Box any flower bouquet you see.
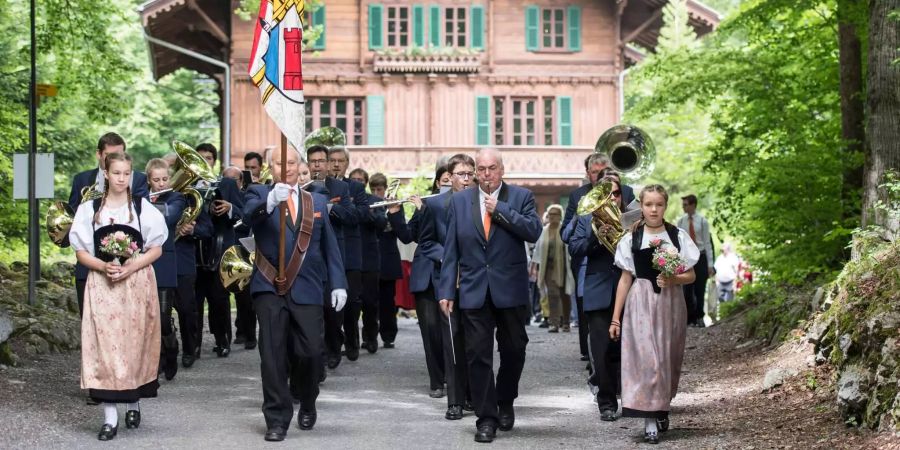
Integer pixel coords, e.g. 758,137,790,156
649,238,687,278
99,231,139,265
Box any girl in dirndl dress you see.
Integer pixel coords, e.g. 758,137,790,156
69,152,167,441
608,184,700,444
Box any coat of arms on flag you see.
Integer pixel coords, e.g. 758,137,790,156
248,0,306,151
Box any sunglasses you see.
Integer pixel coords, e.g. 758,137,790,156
611,190,622,197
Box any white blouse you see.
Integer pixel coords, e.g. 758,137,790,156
69,198,168,256
614,227,701,276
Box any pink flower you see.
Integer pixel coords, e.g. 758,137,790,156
100,238,109,246
667,247,678,255
650,238,663,248
113,231,126,240
657,258,666,266
129,242,138,250
676,265,686,274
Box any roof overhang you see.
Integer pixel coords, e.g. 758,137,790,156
138,0,231,80
620,0,721,62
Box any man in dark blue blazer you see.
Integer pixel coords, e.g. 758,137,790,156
307,145,358,369
438,149,542,443
193,144,245,358
417,153,475,420
243,149,347,442
69,132,149,315
560,155,634,362
567,213,623,421
328,147,368,363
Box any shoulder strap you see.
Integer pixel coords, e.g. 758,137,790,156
665,223,681,251
631,225,643,255
255,190,316,296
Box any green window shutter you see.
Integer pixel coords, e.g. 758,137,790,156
367,95,385,145
475,96,490,146
368,4,383,50
558,96,572,146
567,6,581,52
471,5,485,50
429,5,441,47
525,5,539,51
413,5,425,47
312,6,326,50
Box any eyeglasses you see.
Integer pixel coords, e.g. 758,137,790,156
611,190,622,197
308,158,327,165
453,172,474,179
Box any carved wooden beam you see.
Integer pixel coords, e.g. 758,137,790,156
187,0,229,44
621,7,662,46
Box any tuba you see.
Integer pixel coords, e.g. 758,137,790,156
257,163,273,184
578,125,656,252
220,244,254,291
595,124,656,179
46,201,76,247
169,141,217,239
576,181,625,254
303,126,347,152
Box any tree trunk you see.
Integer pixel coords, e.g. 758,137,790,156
863,0,900,237
838,0,865,216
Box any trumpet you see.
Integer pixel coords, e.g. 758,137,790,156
369,193,441,208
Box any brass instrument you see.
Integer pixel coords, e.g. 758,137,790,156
369,192,441,208
594,124,656,179
80,184,104,202
46,201,76,247
578,124,656,252
220,244,255,291
169,140,217,239
303,126,347,151
258,163,273,184
576,181,625,254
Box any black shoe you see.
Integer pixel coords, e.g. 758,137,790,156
429,388,445,398
326,354,341,369
463,401,475,412
164,360,177,381
474,423,497,443
600,409,617,421
125,410,141,429
498,404,515,431
98,423,118,441
580,354,590,362
298,410,317,430
538,320,549,329
644,431,659,444
233,335,247,345
182,354,196,368
383,341,395,349
245,339,257,350
264,426,286,442
363,340,378,354
657,417,669,432
445,405,463,420
345,347,359,361
215,346,231,358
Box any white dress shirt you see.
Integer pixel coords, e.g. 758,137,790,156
677,212,715,266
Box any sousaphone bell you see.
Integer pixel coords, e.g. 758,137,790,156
220,244,255,292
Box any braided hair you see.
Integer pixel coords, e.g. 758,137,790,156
94,152,134,225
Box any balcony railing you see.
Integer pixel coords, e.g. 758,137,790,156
372,50,484,74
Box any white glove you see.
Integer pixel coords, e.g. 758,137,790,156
267,183,293,213
331,288,347,312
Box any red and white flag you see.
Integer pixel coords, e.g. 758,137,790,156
248,0,306,150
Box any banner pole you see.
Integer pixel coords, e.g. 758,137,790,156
277,133,287,285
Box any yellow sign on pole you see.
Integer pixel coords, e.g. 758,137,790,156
36,84,57,97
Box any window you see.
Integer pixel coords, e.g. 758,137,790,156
541,8,566,49
444,7,467,47
386,6,410,47
304,98,367,145
492,96,556,146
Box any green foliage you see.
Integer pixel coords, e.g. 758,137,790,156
657,0,699,53
721,279,815,344
626,0,855,284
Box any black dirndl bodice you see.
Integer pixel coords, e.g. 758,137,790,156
631,224,681,294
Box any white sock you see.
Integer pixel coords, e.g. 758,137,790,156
127,401,140,412
645,418,658,434
103,404,118,427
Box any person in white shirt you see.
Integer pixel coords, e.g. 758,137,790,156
676,194,716,327
714,242,740,302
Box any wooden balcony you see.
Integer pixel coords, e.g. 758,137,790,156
372,50,484,74
344,145,591,191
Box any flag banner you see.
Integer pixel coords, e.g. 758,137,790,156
248,0,306,151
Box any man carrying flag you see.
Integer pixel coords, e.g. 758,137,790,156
247,0,348,442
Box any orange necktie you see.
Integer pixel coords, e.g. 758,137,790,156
287,189,297,224
688,215,697,243
483,210,491,240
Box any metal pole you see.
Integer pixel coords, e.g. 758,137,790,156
141,31,231,165
27,0,39,305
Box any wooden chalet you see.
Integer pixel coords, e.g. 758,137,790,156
139,0,719,209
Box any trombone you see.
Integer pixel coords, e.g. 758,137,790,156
369,193,441,208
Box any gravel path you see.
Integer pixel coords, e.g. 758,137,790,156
0,317,796,449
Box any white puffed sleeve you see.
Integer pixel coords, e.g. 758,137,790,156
614,232,636,275
677,228,701,269
139,198,168,249
69,201,96,255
